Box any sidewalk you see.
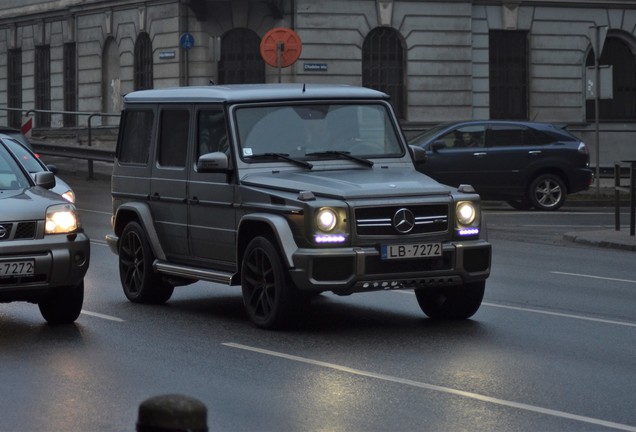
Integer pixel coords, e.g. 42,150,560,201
46,156,636,252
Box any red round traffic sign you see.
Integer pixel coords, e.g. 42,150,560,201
260,27,302,68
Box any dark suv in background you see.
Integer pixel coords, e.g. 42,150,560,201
409,121,594,210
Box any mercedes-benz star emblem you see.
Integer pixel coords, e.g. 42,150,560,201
0,225,7,239
393,208,415,234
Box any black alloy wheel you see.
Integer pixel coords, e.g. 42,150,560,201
529,174,566,211
118,222,173,304
415,281,485,320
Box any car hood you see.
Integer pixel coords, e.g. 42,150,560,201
0,187,69,220
241,167,451,199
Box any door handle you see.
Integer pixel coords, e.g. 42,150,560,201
188,197,200,205
149,193,160,201
529,150,542,155
473,152,487,157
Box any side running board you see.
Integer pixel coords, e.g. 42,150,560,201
153,260,234,285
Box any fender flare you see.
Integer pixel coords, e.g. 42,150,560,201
114,202,167,261
238,214,297,268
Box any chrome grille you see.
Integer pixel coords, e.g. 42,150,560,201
355,204,448,236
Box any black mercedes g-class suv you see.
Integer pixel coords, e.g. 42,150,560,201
106,84,491,329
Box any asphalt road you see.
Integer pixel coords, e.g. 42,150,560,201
1,171,635,431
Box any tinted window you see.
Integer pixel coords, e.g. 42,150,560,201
487,125,530,147
198,109,228,157
119,110,154,165
159,109,189,167
437,125,486,149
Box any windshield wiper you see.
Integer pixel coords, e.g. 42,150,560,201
245,152,313,169
306,150,374,168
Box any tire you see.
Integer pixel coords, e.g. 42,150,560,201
38,281,84,325
118,222,174,304
506,199,532,210
415,281,485,320
529,174,566,211
241,236,300,329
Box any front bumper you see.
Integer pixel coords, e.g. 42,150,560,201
0,232,90,302
289,239,491,294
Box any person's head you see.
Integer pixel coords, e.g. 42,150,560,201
462,132,473,143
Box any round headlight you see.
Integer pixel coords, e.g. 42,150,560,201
316,208,337,232
456,202,476,225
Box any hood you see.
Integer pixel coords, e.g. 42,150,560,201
0,187,68,221
241,167,451,199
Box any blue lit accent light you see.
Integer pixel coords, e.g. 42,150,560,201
458,228,480,236
315,234,346,243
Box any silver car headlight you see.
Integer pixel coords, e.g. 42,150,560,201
455,201,480,237
45,204,80,234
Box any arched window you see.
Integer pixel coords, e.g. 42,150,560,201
362,27,406,119
218,28,264,84
134,32,153,90
586,35,636,121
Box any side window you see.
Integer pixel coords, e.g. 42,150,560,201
198,109,228,157
119,110,154,165
486,125,527,147
158,109,189,167
441,125,486,149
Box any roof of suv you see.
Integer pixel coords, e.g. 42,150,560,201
123,84,390,104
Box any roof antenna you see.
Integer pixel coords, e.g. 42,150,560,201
302,83,306,93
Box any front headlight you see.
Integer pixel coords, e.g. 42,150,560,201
316,207,337,232
456,201,476,225
45,204,80,234
313,206,347,244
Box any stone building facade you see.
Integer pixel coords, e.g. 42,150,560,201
0,0,635,166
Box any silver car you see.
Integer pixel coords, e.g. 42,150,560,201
0,137,90,324
0,133,75,203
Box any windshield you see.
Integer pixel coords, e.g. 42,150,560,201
2,138,45,173
0,141,32,190
235,103,403,161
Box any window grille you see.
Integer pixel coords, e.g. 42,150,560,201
489,30,528,120
7,49,22,128
586,37,636,121
218,28,265,84
64,43,77,127
134,32,153,90
35,45,51,128
362,27,406,119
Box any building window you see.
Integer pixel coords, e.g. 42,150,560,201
63,43,77,127
586,36,636,121
489,30,528,120
362,27,406,119
35,45,51,128
218,28,264,84
7,49,22,129
134,32,153,90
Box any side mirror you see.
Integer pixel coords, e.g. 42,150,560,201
197,152,231,173
408,145,428,164
35,171,56,190
46,164,58,175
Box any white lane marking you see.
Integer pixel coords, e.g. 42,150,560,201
90,240,108,247
482,302,636,328
81,310,124,322
223,342,636,432
551,271,636,284
394,291,636,328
